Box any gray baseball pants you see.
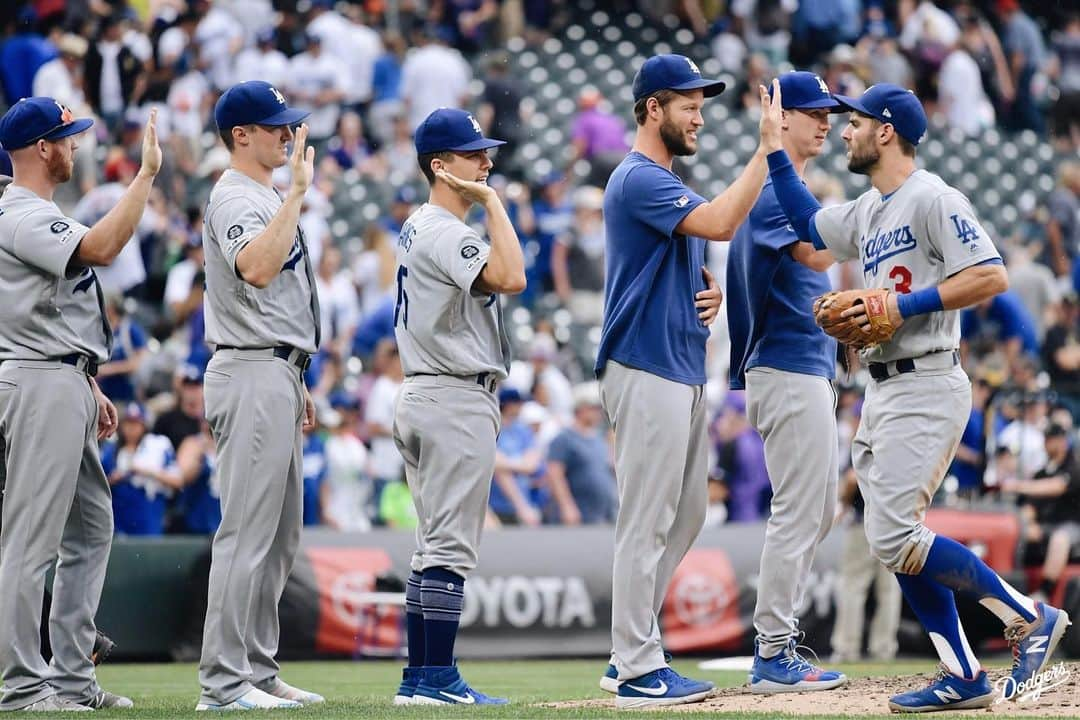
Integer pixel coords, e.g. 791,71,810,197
745,368,838,658
198,350,304,706
394,375,500,578
601,361,709,680
0,361,111,710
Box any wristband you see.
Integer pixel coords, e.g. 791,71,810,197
896,287,943,318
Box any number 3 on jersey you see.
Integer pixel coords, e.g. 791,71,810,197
394,265,409,328
889,265,912,294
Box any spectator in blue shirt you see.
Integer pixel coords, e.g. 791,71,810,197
103,404,183,536
961,290,1039,369
529,172,574,293
176,420,222,535
0,8,57,105
545,382,618,524
301,426,328,526
490,388,543,525
97,294,148,404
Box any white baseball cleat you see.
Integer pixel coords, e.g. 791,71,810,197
195,687,301,711
256,678,325,705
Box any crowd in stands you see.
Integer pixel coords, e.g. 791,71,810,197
0,0,1077,589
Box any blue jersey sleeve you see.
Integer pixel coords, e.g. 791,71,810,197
622,163,707,238
752,186,801,252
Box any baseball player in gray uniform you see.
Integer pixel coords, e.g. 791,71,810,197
770,83,1070,712
0,98,160,711
391,108,523,706
196,81,323,711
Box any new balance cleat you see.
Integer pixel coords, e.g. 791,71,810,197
887,666,995,713
615,667,713,709
600,650,673,693
76,690,133,709
411,665,509,705
19,695,91,712
1005,601,1071,693
256,678,324,705
195,687,301,711
750,638,845,694
393,667,424,706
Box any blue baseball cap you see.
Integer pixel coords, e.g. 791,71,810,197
122,402,147,423
632,54,725,102
414,108,505,155
214,80,309,131
0,98,94,151
834,83,927,146
771,71,842,111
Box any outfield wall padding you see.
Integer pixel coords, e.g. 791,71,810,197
95,510,1034,660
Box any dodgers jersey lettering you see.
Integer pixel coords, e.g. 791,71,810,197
0,185,111,361
203,169,320,353
812,170,1000,363
394,203,510,379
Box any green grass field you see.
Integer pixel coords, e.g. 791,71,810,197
61,657,1052,720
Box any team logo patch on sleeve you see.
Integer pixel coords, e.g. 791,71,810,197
50,221,69,234
674,195,689,208
461,244,480,259
227,224,244,241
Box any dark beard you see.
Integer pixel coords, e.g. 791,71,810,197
847,145,879,175
659,117,695,157
46,149,72,183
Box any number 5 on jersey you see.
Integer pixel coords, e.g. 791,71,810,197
395,265,409,329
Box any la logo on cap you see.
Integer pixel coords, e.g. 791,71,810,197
54,101,73,124
685,57,700,75
269,86,286,105
816,76,828,94
467,113,482,134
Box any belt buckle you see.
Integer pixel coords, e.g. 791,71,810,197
86,358,99,377
298,353,311,373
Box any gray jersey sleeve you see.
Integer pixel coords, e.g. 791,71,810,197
207,197,265,273
925,192,1001,275
12,210,89,279
431,227,490,291
813,200,862,262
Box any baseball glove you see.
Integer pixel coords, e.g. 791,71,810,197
813,288,897,349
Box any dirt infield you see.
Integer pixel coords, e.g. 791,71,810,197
546,662,1080,715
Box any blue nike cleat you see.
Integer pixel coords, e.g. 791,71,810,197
749,639,846,694
411,665,509,705
614,667,713,709
393,666,424,706
1006,602,1072,694
600,651,673,693
887,666,996,713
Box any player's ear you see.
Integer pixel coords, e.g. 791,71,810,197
647,96,661,121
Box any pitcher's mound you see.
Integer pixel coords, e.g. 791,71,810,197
545,662,1080,715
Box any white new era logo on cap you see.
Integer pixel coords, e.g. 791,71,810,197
882,107,892,118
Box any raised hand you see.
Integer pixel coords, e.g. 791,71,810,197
290,123,315,196
758,78,783,154
140,108,162,177
437,169,496,206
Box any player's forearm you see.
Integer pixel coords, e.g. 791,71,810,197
790,240,834,271
766,150,823,247
692,149,769,241
937,263,1008,310
477,197,526,294
77,172,156,266
235,189,305,288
